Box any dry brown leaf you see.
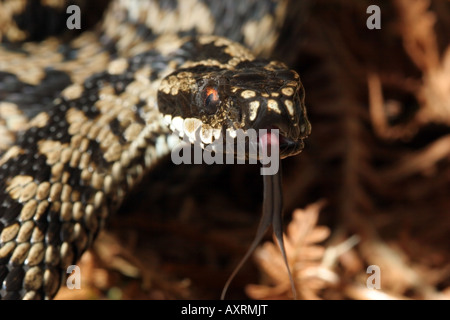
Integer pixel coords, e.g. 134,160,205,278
396,0,450,125
369,0,450,139
395,0,440,71
245,200,336,300
419,48,450,124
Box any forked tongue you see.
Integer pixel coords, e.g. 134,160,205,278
220,130,297,300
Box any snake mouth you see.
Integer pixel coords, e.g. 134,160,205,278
278,134,305,158
163,115,305,159
259,126,305,159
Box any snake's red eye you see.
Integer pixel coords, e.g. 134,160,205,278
204,87,220,114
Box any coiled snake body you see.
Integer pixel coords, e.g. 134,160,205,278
0,0,310,299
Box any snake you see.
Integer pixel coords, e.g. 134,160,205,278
0,0,311,300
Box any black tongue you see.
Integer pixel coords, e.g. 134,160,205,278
220,133,297,300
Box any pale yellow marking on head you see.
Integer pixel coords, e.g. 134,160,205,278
241,90,256,99
265,60,287,70
159,79,171,94
267,99,282,114
177,73,196,92
161,73,197,96
285,100,295,116
177,71,193,78
249,100,260,121
200,124,213,144
281,87,294,96
108,58,129,75
183,118,203,141
170,87,179,95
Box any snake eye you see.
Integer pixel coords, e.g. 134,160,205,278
204,87,220,114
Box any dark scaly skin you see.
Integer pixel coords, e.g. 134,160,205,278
0,0,310,299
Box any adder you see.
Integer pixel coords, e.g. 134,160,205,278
0,0,311,299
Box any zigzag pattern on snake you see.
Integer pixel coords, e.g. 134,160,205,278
0,0,310,299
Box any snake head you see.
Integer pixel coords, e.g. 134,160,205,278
157,59,311,159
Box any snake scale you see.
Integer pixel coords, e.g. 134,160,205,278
0,0,310,300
